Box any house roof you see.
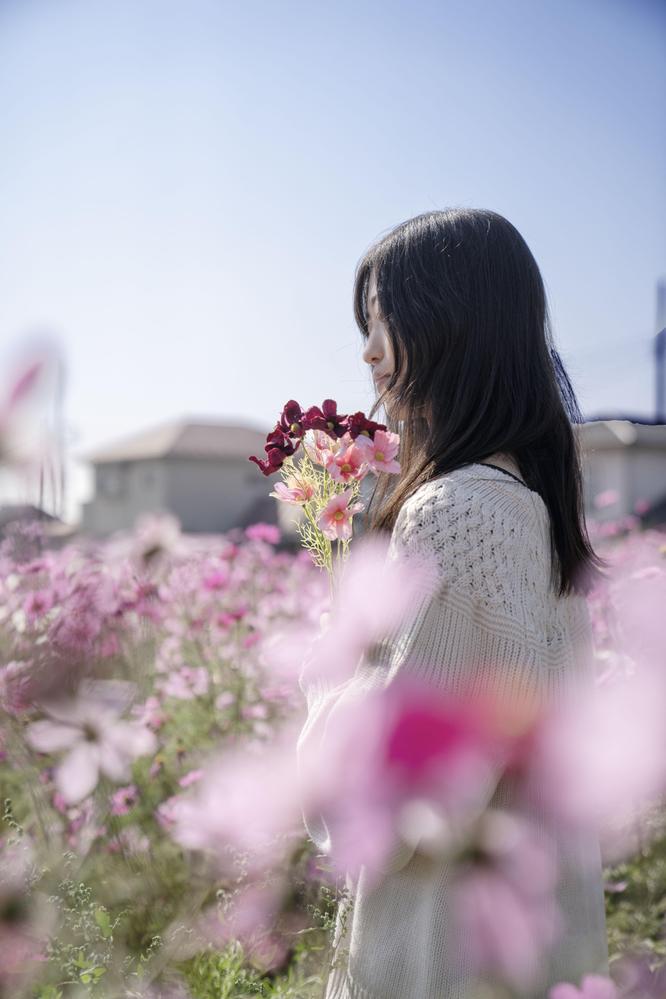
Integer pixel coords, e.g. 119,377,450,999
77,417,271,464
0,503,60,529
577,419,666,450
583,413,665,425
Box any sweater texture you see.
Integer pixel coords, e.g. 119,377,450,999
297,462,609,999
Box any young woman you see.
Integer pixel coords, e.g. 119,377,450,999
297,208,610,998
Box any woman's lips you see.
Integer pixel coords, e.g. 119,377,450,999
374,375,390,391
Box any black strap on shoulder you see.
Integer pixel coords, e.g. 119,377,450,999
476,462,528,488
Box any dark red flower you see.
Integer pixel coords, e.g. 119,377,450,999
265,426,299,456
303,399,348,439
249,424,303,476
342,412,387,440
278,400,307,438
249,449,284,476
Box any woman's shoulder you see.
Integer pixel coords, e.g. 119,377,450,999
393,464,545,542
389,465,552,599
388,466,588,657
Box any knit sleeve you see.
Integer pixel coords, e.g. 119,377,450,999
297,633,378,857
297,476,579,877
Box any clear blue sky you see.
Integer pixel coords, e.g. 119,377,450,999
0,0,664,522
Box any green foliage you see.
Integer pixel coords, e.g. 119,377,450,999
605,804,666,972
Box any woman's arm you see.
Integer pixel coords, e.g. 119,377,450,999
309,478,561,877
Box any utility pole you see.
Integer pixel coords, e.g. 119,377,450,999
656,279,666,423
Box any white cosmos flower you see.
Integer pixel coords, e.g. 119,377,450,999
25,680,157,805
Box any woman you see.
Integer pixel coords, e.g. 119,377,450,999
297,208,610,998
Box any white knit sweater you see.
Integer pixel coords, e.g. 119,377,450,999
297,461,609,999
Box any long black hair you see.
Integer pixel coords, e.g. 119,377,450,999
353,208,609,597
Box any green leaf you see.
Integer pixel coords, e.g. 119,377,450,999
94,906,113,937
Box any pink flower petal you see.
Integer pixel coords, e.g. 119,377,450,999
24,719,81,753
55,742,101,804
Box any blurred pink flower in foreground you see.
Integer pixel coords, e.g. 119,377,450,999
519,550,666,842
0,340,61,472
606,557,666,676
550,974,618,998
169,721,303,876
450,810,562,992
24,680,157,804
524,664,666,837
296,534,436,691
300,674,521,886
316,489,364,541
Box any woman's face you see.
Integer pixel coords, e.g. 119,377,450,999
362,269,396,398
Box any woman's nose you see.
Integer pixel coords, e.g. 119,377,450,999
362,334,382,366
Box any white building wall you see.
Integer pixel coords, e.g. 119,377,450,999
626,448,666,512
80,460,169,535
165,456,274,533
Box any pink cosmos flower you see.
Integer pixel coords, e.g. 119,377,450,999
155,793,189,832
316,490,364,541
0,344,60,473
0,660,33,715
302,428,341,465
593,489,619,510
298,669,517,886
549,975,618,999
215,690,235,710
450,810,562,993
323,442,369,484
0,358,44,421
269,477,315,505
110,784,139,816
178,768,204,788
131,695,167,729
201,567,230,591
106,825,151,855
24,680,157,805
52,790,69,814
22,589,55,622
241,702,269,720
160,665,210,700
353,429,400,474
245,523,281,544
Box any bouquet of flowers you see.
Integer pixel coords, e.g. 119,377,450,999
249,399,400,586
